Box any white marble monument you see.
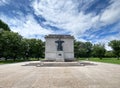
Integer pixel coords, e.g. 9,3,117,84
45,34,74,62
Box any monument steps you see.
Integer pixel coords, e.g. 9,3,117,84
22,61,96,67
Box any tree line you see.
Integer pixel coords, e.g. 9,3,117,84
74,40,120,60
0,19,120,61
0,20,44,61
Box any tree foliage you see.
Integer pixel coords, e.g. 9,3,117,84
0,20,45,61
0,31,45,60
74,41,92,58
24,39,45,59
92,44,106,59
105,51,115,57
0,19,10,31
0,31,22,60
109,40,120,59
0,20,120,61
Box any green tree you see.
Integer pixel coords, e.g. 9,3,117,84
92,44,106,59
74,41,86,58
74,41,81,58
18,38,30,60
0,31,22,61
0,20,45,61
74,41,92,58
34,39,45,59
24,39,44,60
105,51,115,58
84,42,92,58
109,40,120,60
0,19,10,31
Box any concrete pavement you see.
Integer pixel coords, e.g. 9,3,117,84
0,61,120,88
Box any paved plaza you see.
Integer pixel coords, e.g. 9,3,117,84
0,61,120,88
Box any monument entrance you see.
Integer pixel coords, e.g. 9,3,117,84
45,34,74,62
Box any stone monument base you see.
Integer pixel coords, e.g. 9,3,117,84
56,51,64,62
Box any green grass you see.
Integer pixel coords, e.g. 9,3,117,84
1,58,120,65
0,58,44,64
0,59,26,64
77,58,120,64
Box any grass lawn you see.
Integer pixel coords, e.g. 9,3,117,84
78,58,120,64
0,59,26,64
1,58,120,65
0,58,44,64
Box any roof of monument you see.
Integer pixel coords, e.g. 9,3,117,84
45,34,74,39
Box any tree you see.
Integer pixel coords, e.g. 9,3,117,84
74,41,81,58
105,51,115,58
0,31,22,61
23,39,44,60
92,44,106,59
109,40,120,60
0,20,46,61
18,38,30,60
0,19,10,31
0,31,45,61
34,39,45,59
74,41,86,58
84,42,92,58
74,41,92,58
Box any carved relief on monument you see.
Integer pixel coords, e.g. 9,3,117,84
55,38,64,51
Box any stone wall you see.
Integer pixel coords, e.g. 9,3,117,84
45,35,74,61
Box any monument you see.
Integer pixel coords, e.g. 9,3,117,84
45,34,74,62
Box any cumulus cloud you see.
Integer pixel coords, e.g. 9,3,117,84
32,0,99,36
0,14,53,40
31,0,120,50
31,0,119,37
0,0,120,50
31,0,120,34
100,0,120,25
94,32,120,51
14,15,53,37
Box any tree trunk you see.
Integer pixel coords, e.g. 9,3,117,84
13,56,16,61
37,58,39,61
100,57,102,60
117,56,119,60
5,58,7,61
13,58,16,61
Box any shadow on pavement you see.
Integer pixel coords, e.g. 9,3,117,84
22,62,97,67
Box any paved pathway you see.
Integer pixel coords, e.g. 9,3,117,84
0,61,120,88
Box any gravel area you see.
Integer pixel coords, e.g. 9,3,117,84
0,61,120,88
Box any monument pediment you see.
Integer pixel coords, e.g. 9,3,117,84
45,34,74,39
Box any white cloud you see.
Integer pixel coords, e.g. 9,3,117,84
0,0,9,6
92,29,120,50
94,33,120,51
31,0,120,34
32,0,100,37
31,0,120,46
0,14,53,40
15,15,53,37
0,0,120,45
100,0,120,25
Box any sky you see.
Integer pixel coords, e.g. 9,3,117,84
0,0,120,50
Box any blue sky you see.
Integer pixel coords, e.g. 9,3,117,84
0,0,120,50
